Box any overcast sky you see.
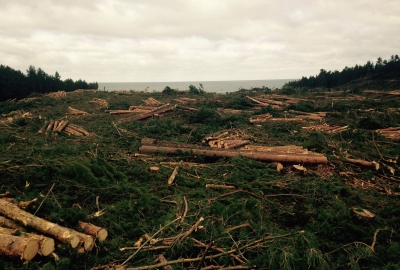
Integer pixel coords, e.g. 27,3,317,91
1,0,399,82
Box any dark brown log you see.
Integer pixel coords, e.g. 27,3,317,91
139,143,328,164
0,233,38,261
0,227,54,256
0,199,80,248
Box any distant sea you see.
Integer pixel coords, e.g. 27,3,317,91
98,79,294,94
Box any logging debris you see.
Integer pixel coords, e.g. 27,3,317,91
143,97,162,106
46,91,66,99
376,126,400,140
67,106,89,115
302,124,349,133
37,120,92,136
89,98,109,109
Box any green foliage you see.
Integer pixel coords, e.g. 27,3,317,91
188,83,205,94
162,86,175,95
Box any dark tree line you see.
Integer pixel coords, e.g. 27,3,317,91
285,55,400,89
0,64,98,101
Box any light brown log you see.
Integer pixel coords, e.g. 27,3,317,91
120,104,175,122
53,120,59,131
139,144,327,164
344,157,379,170
38,121,49,134
0,227,55,256
176,104,198,111
70,229,95,251
167,166,179,185
0,233,39,261
0,216,26,231
56,120,69,132
243,145,306,153
252,97,283,106
78,221,108,242
45,120,55,132
68,124,91,136
128,105,157,111
224,140,250,149
0,199,80,248
64,126,84,136
206,184,236,190
106,110,140,114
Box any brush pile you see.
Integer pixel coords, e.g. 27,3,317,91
46,91,66,99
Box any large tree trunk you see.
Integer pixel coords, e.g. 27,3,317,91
0,216,26,231
0,199,80,248
0,233,39,261
0,227,54,256
139,141,327,164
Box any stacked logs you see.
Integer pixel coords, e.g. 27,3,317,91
205,132,250,149
46,91,66,99
37,120,91,136
288,110,326,121
174,97,196,103
376,127,400,140
143,97,162,106
0,198,107,261
119,103,176,123
245,96,283,109
89,98,108,109
302,124,348,134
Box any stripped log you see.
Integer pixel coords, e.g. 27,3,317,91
68,124,91,136
0,199,80,248
45,120,55,132
0,233,38,261
56,120,69,132
53,120,59,131
167,166,179,185
67,107,88,115
120,104,175,122
105,110,140,115
128,105,157,111
176,104,198,111
78,221,108,242
140,138,328,164
38,121,49,134
64,126,85,136
344,157,380,170
206,184,236,190
0,227,55,256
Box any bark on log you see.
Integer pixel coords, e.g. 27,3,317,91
0,199,80,248
38,121,49,134
139,144,327,164
53,120,59,131
78,221,108,242
0,227,55,256
0,233,39,261
70,229,95,251
0,216,26,231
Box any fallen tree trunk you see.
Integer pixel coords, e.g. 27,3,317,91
0,227,55,256
0,233,39,261
344,157,380,170
78,221,108,242
0,216,26,231
0,199,80,248
45,120,55,132
56,120,69,132
140,140,327,164
128,105,157,111
38,121,49,134
120,104,174,122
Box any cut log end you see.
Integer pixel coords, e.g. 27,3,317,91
22,239,39,261
97,228,108,242
69,235,80,249
39,237,55,257
351,207,375,221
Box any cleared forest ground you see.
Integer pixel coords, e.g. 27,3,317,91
0,84,400,269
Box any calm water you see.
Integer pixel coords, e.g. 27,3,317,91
98,79,293,93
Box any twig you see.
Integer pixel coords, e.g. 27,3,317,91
207,190,263,203
197,241,214,270
121,216,182,266
177,217,205,243
112,122,122,137
226,222,252,233
181,196,188,223
371,228,390,252
34,183,55,215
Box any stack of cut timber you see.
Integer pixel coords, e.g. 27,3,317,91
205,131,250,149
73,89,98,93
18,97,39,103
0,198,108,260
89,98,108,109
46,91,66,99
140,137,328,164
37,120,91,136
67,106,89,115
245,96,282,109
242,144,309,154
250,113,272,123
119,103,176,123
1,110,33,124
302,124,348,133
376,127,400,140
143,97,162,106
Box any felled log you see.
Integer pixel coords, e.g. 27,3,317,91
53,120,59,131
243,145,306,153
89,98,108,109
56,120,69,132
143,97,162,106
0,227,55,256
45,120,55,132
46,91,66,99
128,105,157,111
120,104,175,122
246,96,281,109
38,121,49,134
140,138,328,164
250,113,272,123
167,166,179,185
252,97,283,106
302,124,348,134
71,229,95,251
176,104,198,111
0,216,26,231
78,221,108,242
0,199,80,248
68,124,91,136
105,110,141,115
376,127,400,140
64,126,85,136
67,107,89,115
344,157,379,170
0,233,39,261
206,184,236,190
